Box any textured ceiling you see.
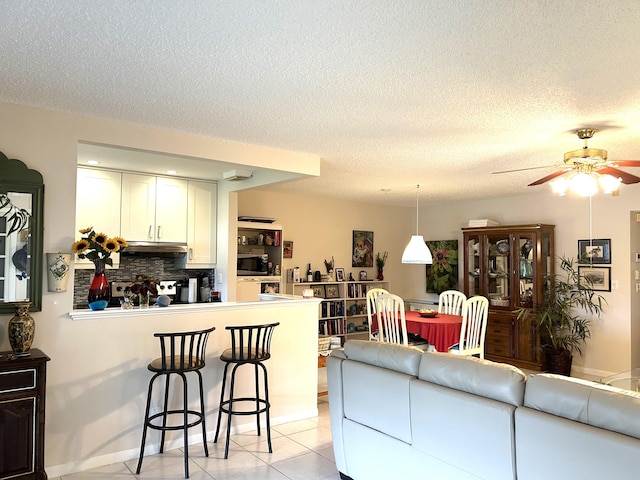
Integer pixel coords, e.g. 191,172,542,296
3,1,640,207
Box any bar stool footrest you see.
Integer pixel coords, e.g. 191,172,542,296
219,397,269,416
147,410,205,431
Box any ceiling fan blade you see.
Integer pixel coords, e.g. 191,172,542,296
598,167,640,184
528,170,567,186
492,164,560,175
610,160,640,167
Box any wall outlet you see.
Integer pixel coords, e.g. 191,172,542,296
612,280,618,290
636,283,640,293
636,253,640,263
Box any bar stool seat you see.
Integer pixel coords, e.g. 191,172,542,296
214,322,279,459
136,326,215,478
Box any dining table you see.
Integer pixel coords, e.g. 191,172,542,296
372,310,463,353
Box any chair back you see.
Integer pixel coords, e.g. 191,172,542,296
375,293,408,346
153,326,215,372
224,322,279,363
438,290,467,315
458,296,489,358
366,288,389,340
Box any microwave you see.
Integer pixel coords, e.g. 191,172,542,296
237,254,269,275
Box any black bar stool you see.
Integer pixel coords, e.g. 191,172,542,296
214,322,279,459
136,326,215,478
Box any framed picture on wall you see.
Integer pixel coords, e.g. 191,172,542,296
578,238,611,264
283,240,293,259
578,266,611,292
352,230,373,267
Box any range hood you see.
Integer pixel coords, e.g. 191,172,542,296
122,241,188,256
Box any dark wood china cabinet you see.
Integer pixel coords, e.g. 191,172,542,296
462,224,555,371
0,349,50,480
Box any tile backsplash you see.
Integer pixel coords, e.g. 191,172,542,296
73,255,215,309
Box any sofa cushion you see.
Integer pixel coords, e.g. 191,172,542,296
417,352,526,406
343,340,423,376
411,380,518,480
516,406,640,479
342,357,416,443
524,373,640,439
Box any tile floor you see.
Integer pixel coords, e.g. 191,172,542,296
54,396,339,480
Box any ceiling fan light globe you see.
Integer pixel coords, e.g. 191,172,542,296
570,172,598,197
599,174,622,194
549,177,569,195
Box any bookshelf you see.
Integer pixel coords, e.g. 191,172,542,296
286,280,390,350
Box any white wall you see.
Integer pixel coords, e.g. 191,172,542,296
0,101,320,473
243,187,640,377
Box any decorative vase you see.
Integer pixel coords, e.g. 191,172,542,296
377,268,384,280
46,252,71,292
88,258,110,311
136,293,150,309
8,301,35,353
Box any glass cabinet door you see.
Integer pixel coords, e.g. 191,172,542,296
486,234,511,308
517,233,535,307
466,234,481,297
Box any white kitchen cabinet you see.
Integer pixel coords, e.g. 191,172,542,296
75,168,122,269
121,173,187,243
185,180,217,268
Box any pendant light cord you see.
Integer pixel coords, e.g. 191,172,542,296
415,184,420,235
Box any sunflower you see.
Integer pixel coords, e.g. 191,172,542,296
72,227,127,267
92,232,108,245
72,239,90,254
112,236,128,248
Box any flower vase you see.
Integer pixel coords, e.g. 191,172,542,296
137,293,150,309
88,259,110,311
377,268,384,280
8,301,35,353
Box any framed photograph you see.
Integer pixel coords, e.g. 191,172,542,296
325,284,340,299
283,240,293,259
359,270,367,281
352,230,374,267
335,268,346,282
578,266,611,292
312,285,326,298
578,238,611,264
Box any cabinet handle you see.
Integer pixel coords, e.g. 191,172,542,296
157,226,162,239
148,225,153,239
189,248,193,260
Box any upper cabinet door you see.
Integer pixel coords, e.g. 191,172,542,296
155,176,187,242
76,168,122,268
121,174,188,243
186,180,217,267
121,173,156,241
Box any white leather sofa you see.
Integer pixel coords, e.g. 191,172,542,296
327,340,640,480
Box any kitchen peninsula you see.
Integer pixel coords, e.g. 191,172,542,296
60,295,320,476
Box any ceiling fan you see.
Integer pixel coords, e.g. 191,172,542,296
493,128,640,190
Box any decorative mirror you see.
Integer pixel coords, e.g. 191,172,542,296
0,151,44,313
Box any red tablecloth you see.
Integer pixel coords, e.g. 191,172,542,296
372,311,462,353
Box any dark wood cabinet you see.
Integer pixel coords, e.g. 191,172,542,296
0,349,49,480
462,224,554,371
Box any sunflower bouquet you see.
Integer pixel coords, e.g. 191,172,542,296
72,227,127,267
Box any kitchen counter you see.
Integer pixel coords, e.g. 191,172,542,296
68,294,305,320
52,294,320,477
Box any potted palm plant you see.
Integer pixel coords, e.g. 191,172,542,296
517,256,606,375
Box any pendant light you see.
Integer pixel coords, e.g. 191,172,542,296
402,184,433,264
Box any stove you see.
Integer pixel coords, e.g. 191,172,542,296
110,281,132,307
157,280,177,296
